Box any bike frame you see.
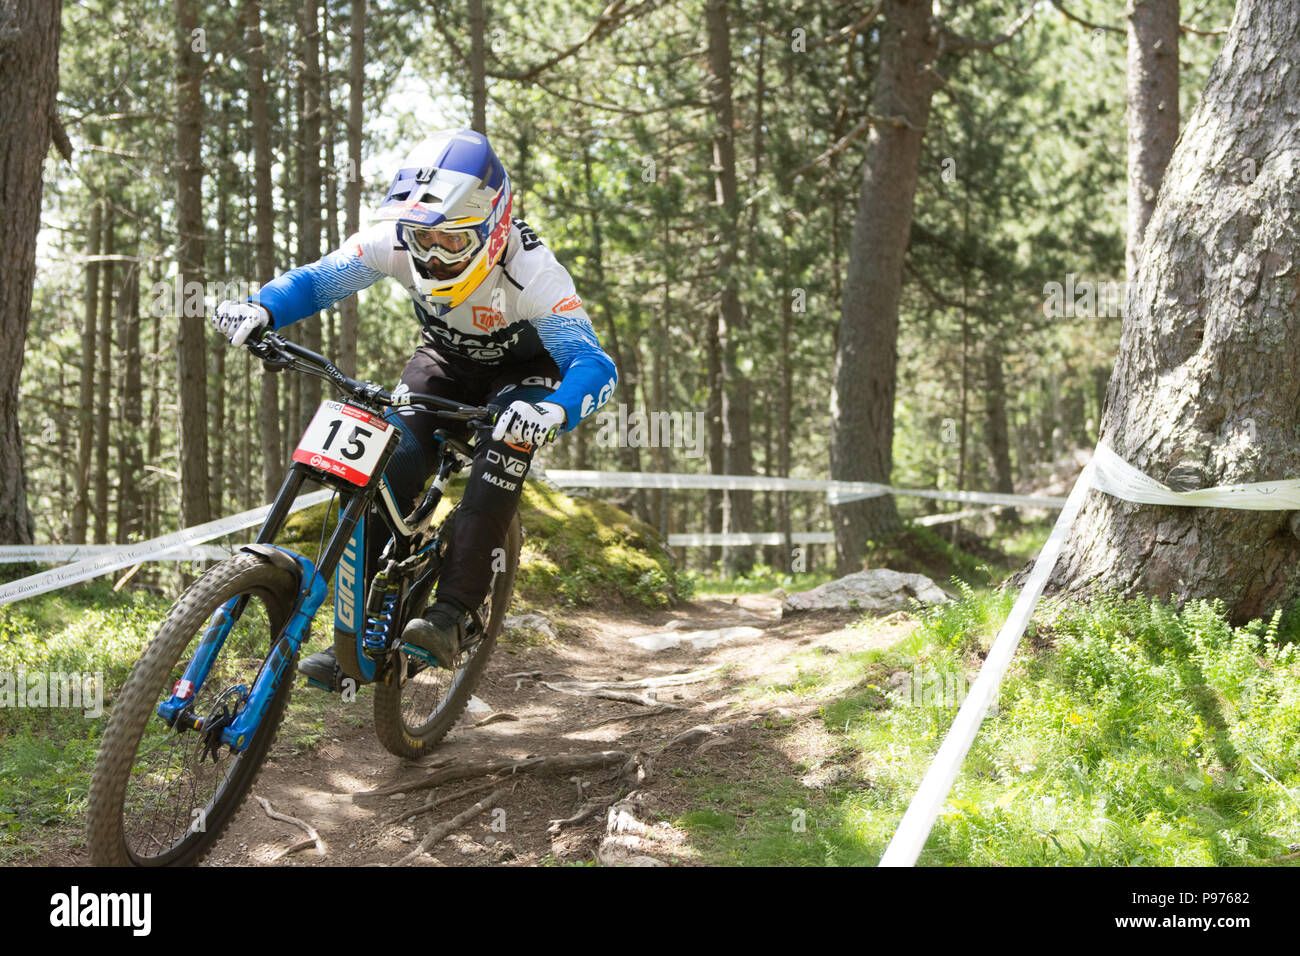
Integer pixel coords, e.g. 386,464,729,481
155,333,491,752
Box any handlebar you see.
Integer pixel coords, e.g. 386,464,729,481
245,327,498,427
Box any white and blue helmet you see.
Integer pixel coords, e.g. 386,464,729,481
372,129,513,307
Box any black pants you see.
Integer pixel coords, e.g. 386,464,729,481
379,345,561,610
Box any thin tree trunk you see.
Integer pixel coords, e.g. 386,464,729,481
983,339,1017,523
299,0,323,431
1125,0,1180,281
72,201,102,543
210,100,231,518
339,0,365,378
175,0,210,527
705,0,754,575
469,0,487,133
245,0,281,501
1055,0,1300,622
115,259,143,543
94,209,115,544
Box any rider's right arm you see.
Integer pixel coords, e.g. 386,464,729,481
250,224,393,329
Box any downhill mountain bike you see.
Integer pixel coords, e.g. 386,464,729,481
87,330,520,866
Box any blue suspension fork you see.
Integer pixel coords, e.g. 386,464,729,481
156,470,372,750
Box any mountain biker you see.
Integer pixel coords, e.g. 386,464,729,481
211,128,617,688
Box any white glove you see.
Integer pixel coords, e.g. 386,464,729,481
492,401,566,447
212,300,270,347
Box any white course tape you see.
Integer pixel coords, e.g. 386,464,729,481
0,490,333,606
547,469,844,493
828,486,1064,509
545,469,1065,510
0,545,232,564
666,531,835,547
878,461,1097,868
1090,443,1300,509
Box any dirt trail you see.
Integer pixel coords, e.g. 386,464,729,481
61,595,914,867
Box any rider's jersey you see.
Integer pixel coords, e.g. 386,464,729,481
253,219,617,430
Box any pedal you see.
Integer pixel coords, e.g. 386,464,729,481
398,642,439,667
304,676,338,693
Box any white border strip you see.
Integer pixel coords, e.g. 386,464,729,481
667,531,835,547
0,545,232,564
0,491,333,606
545,468,1066,509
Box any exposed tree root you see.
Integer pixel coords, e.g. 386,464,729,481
395,788,509,865
254,795,326,860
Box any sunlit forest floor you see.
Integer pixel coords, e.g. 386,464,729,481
3,518,1300,866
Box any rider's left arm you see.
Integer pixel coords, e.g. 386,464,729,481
526,301,618,432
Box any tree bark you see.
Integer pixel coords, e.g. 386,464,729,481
299,0,323,431
72,200,102,543
983,339,1017,523
831,0,940,573
94,209,115,544
705,0,754,574
244,0,281,502
1054,0,1300,623
336,0,365,377
1125,0,1180,281
0,0,62,544
175,0,210,527
115,259,143,543
469,0,487,133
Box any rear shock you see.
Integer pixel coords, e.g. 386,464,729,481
362,567,399,662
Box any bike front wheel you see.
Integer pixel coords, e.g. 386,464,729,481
373,512,520,759
87,553,299,866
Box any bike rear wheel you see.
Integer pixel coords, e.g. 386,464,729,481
87,553,299,866
373,512,520,758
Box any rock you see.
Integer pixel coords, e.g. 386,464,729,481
466,695,493,717
781,569,949,616
504,613,558,644
628,625,764,652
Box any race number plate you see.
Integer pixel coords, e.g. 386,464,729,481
292,400,394,487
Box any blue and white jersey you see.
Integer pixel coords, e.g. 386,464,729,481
252,219,617,430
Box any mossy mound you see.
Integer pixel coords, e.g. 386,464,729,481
275,480,681,609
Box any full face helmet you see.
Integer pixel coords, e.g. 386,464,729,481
372,129,513,308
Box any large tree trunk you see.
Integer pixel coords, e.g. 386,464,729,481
1055,0,1300,623
175,0,210,527
1125,0,1180,281
0,0,61,544
831,0,939,573
705,0,755,574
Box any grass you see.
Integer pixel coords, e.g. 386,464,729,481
0,581,169,859
674,588,1300,866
